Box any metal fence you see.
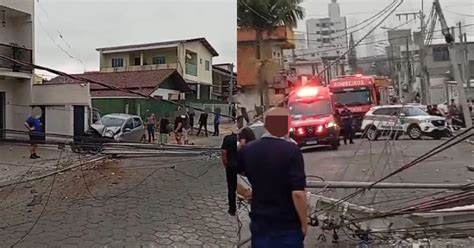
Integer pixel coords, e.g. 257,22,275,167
0,43,33,73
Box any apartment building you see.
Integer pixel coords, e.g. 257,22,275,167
306,0,348,58
96,38,219,100
237,26,295,114
0,0,35,137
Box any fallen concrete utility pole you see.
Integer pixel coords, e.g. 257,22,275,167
307,181,474,190
101,149,207,157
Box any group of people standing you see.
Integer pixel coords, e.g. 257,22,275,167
144,107,223,145
427,99,473,126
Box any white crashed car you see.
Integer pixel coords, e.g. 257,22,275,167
247,121,297,144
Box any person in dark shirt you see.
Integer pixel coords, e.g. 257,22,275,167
174,115,184,145
340,105,354,145
196,112,208,137
220,116,256,216
213,112,221,136
159,114,170,144
237,107,307,247
24,113,43,159
221,131,239,216
334,109,342,145
430,105,443,117
236,116,256,149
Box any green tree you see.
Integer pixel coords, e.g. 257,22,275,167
238,0,304,109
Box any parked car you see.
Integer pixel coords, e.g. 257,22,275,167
246,120,298,145
248,121,266,139
90,114,146,143
361,105,449,140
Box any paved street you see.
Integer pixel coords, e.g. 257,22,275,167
0,143,83,184
0,134,472,247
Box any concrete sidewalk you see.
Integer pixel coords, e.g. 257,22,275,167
0,143,78,184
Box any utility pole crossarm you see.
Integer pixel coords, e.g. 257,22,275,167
307,181,474,190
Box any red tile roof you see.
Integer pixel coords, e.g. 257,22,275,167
48,69,191,97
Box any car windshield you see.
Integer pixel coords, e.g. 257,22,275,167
98,116,126,127
405,107,429,116
333,89,372,105
289,100,332,118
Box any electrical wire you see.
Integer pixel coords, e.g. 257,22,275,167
279,23,474,61
9,148,64,247
36,1,86,70
316,119,471,215
0,55,236,121
445,9,474,18
290,16,417,48
307,0,403,77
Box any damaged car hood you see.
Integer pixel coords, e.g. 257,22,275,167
90,124,121,138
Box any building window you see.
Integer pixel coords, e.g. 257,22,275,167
432,47,450,62
152,56,166,64
200,58,202,64
317,38,321,42
205,60,210,71
316,23,320,27
112,58,124,68
134,57,141,66
316,31,320,34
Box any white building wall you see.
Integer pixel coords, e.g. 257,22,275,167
181,41,214,85
45,106,74,139
150,88,180,100
32,83,91,106
236,88,260,120
0,79,31,132
0,0,34,137
32,83,91,140
0,0,34,15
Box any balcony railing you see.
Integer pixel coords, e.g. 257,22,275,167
185,63,198,76
100,63,177,73
0,43,33,73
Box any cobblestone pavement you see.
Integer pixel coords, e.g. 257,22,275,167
0,153,239,248
0,143,82,184
1,134,473,247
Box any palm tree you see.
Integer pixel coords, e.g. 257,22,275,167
238,0,304,109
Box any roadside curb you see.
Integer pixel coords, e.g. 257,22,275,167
0,155,106,189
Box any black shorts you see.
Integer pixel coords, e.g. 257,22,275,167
29,134,43,145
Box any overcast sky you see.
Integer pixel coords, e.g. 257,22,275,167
35,0,472,77
35,0,236,77
297,0,474,56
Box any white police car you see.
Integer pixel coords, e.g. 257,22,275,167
361,105,449,140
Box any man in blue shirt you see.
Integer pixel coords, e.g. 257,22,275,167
237,107,308,248
24,113,43,159
213,110,220,136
